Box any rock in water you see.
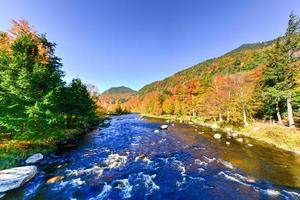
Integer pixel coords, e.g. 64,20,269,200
236,138,243,143
0,166,37,193
154,130,160,133
25,153,43,164
46,176,64,184
160,125,168,130
211,123,219,129
213,134,221,139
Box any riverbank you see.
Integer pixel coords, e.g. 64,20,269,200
142,114,300,154
0,118,107,170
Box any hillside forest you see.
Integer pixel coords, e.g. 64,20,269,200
117,13,300,128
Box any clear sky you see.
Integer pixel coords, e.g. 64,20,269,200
0,0,299,92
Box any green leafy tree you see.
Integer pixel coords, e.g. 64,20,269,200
61,79,98,129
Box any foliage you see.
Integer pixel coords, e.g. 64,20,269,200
0,19,100,167
125,13,300,127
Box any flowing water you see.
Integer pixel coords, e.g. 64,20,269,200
3,114,300,200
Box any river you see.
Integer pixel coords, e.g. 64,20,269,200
3,114,300,200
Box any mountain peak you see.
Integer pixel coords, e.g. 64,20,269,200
103,86,136,95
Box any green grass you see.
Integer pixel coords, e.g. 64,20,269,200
0,128,83,169
240,123,300,153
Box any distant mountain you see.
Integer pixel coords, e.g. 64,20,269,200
100,86,136,113
103,86,136,95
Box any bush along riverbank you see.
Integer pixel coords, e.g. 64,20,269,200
142,114,300,154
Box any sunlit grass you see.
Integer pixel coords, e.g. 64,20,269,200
240,123,300,153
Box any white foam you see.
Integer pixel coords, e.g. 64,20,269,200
195,159,208,168
261,189,281,197
282,190,300,199
90,184,112,200
203,156,216,163
70,178,85,186
113,179,133,198
105,153,127,169
198,168,205,173
217,171,250,187
218,160,234,169
132,173,160,195
66,166,103,177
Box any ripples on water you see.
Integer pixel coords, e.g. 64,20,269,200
3,114,300,200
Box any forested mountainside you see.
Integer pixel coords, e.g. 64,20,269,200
124,13,300,127
87,86,135,115
103,86,136,94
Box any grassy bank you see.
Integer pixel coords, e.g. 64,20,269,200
142,114,300,154
0,117,107,170
0,129,85,169
239,123,300,154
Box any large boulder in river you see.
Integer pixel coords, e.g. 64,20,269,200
160,125,168,130
25,153,43,164
0,166,37,193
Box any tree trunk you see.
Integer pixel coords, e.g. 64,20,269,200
287,91,295,127
226,112,230,123
67,115,72,129
242,105,248,127
275,97,283,125
219,113,223,122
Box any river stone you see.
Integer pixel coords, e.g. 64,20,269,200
160,125,168,130
237,138,243,143
211,124,219,129
0,166,37,193
25,153,44,164
154,130,159,133
213,134,221,139
226,141,230,145
46,176,64,184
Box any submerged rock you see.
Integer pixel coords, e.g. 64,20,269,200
211,123,219,129
160,125,168,130
232,132,239,138
236,138,243,143
46,176,64,184
0,166,37,193
25,153,43,164
225,127,232,133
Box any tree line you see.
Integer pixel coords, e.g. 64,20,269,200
0,20,99,140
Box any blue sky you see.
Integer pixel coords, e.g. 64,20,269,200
0,0,299,92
